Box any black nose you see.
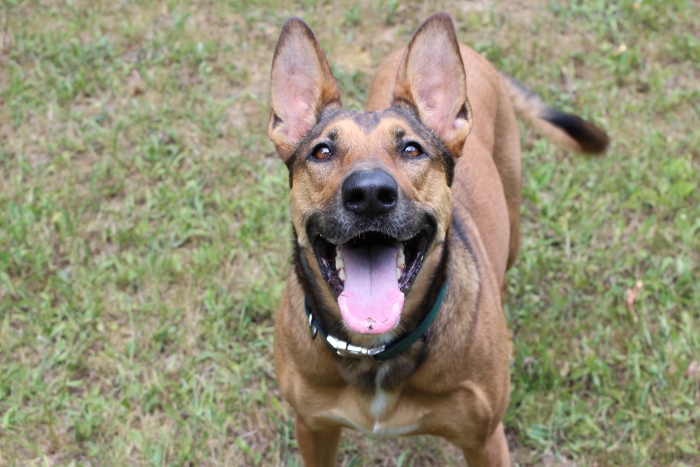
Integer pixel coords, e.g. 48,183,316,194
342,170,398,217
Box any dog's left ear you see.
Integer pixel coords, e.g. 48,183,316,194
392,12,472,157
269,17,341,161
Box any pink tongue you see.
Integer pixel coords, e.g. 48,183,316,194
337,245,405,335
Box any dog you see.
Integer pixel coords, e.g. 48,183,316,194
267,12,608,466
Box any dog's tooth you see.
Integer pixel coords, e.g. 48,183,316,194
397,256,405,269
338,268,346,281
396,268,402,280
336,247,343,260
336,257,344,270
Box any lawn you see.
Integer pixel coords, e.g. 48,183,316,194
0,0,698,465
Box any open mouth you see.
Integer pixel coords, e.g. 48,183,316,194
313,229,431,335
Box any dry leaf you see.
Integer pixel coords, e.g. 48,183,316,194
686,361,699,379
126,69,143,96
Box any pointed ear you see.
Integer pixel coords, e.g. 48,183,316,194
392,12,472,157
268,17,341,161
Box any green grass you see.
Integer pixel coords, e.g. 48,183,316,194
0,0,698,465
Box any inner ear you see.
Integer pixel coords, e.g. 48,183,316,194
269,17,341,161
392,12,472,157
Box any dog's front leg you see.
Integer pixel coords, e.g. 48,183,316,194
459,422,510,467
295,416,341,467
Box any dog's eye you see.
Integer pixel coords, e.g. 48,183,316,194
402,143,423,158
311,144,332,161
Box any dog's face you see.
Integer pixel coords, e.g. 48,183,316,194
269,15,471,337
288,108,453,336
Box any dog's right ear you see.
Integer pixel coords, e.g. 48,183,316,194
269,18,341,162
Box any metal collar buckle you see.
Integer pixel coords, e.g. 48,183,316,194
307,313,318,340
326,335,386,360
306,311,385,360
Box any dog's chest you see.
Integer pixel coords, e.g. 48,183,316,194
320,366,424,437
322,389,424,437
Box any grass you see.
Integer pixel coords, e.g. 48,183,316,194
0,0,698,465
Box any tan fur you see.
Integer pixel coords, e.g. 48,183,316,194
270,13,608,467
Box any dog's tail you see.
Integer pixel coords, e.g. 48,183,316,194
499,71,609,154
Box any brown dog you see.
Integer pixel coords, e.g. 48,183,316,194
268,12,608,467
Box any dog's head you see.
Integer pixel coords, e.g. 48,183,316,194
269,13,471,340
